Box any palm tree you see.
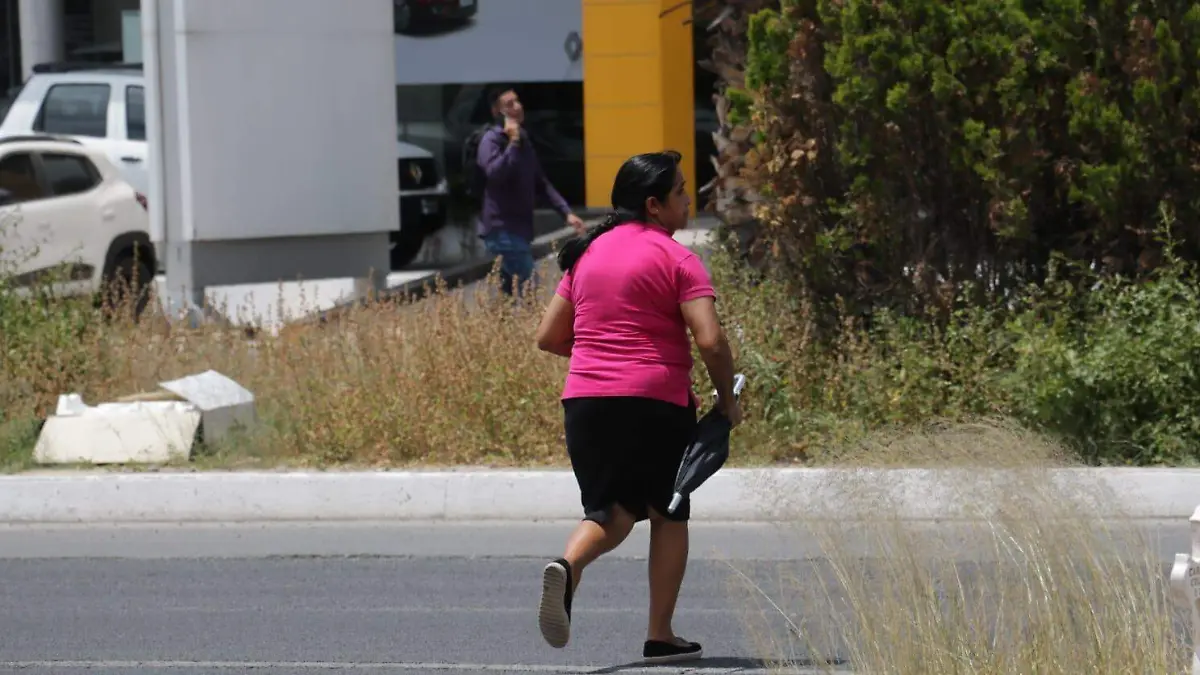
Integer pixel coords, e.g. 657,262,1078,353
691,0,776,263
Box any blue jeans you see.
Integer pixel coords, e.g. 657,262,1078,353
482,229,534,296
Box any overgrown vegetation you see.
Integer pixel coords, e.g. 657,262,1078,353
732,425,1189,673
712,218,1200,466
4,0,1200,468
3,224,1200,469
724,0,1200,316
0,258,576,469
693,0,1200,465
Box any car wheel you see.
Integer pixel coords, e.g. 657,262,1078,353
394,0,411,33
390,228,426,270
101,252,154,321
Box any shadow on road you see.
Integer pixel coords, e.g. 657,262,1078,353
591,655,849,672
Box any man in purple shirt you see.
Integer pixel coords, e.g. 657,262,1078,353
477,87,586,295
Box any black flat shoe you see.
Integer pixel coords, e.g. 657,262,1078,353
643,637,703,663
538,558,573,648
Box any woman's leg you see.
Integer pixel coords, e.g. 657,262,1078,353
561,397,640,586
637,398,703,662
646,507,689,642
539,505,636,650
541,397,638,649
563,504,636,591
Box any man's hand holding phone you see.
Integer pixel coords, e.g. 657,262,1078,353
503,115,522,144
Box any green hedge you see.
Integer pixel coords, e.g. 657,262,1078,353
736,0,1200,317
706,223,1200,466
710,0,1200,464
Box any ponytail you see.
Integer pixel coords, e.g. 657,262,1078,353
556,207,638,272
559,151,680,273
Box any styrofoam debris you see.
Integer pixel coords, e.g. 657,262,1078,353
34,370,257,466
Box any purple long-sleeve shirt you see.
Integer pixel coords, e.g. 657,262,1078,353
475,126,571,242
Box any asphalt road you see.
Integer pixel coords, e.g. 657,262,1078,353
0,519,1191,674
0,522,839,674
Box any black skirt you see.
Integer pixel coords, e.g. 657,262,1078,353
562,395,697,524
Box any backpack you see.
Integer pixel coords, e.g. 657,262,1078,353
462,123,507,204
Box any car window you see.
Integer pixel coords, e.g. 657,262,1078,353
125,85,145,141
33,83,111,138
0,152,46,203
40,153,99,197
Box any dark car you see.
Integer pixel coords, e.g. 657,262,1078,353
394,0,479,34
391,140,451,269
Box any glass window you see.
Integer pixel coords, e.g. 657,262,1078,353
0,0,20,119
34,83,111,138
510,83,584,207
396,81,584,215
40,152,99,197
0,152,45,203
125,85,145,141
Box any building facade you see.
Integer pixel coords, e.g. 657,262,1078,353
1,0,714,214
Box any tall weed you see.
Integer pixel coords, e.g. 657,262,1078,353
3,217,1200,468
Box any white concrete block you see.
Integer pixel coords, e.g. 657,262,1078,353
159,370,255,443
33,399,201,465
32,370,255,466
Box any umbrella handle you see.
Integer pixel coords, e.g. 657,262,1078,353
713,373,747,404
732,373,747,398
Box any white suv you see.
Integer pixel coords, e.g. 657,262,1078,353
0,135,154,315
0,63,450,270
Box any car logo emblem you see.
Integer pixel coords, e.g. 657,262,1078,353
409,162,423,183
564,31,582,62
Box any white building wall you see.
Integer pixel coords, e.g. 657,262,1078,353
147,0,398,242
145,0,396,320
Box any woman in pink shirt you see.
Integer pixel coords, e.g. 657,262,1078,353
533,150,741,663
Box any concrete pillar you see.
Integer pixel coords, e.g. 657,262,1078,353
146,0,396,329
18,0,64,79
581,0,695,215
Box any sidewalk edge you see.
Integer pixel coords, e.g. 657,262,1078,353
1,467,1196,524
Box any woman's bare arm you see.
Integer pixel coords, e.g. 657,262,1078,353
535,294,575,358
680,296,736,404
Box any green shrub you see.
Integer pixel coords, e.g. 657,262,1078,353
696,0,1200,464
1003,235,1200,465
0,209,114,453
704,215,1200,466
735,0,1200,320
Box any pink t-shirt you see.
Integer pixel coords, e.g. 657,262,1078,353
555,222,716,408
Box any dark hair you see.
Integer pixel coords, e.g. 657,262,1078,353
557,150,682,272
487,84,516,110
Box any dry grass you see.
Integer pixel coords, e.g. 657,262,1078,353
5,222,1193,472
803,418,1078,469
5,235,818,471
728,423,1190,674
1,259,581,469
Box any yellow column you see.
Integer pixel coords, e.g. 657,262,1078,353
582,0,696,215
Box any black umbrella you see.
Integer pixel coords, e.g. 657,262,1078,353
667,373,747,514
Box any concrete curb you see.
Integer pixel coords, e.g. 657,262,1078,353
1,467,1198,524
